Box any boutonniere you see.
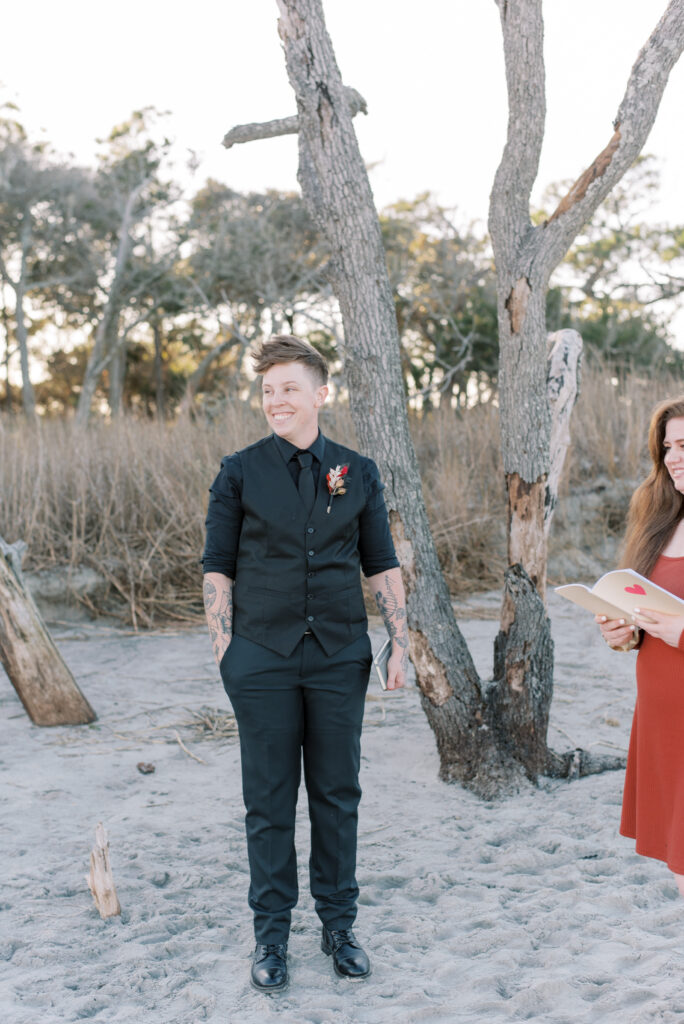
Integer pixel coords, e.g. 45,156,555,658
326,464,349,513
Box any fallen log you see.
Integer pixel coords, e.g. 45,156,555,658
0,536,96,725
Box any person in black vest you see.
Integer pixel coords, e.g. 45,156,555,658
202,335,408,993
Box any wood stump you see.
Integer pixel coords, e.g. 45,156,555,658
87,822,121,919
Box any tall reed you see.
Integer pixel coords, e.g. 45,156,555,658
0,365,679,624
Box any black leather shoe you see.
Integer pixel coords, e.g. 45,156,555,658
250,943,288,992
321,926,370,979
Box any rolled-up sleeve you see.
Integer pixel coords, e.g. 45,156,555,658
358,458,400,577
202,454,244,578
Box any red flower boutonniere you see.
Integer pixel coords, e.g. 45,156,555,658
326,464,349,513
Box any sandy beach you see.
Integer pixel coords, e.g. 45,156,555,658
1,592,682,1024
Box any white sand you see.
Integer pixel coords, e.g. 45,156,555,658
1,593,682,1024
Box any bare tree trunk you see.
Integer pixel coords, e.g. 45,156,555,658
108,330,126,418
153,319,165,419
221,0,680,794
75,181,146,428
0,538,96,726
274,0,501,792
178,335,242,416
1,283,14,415
488,0,684,770
14,218,37,423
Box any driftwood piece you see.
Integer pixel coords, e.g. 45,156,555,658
87,822,121,919
0,536,96,726
545,329,583,537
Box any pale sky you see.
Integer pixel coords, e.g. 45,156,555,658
3,1,683,325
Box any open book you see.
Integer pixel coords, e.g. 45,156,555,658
555,569,684,622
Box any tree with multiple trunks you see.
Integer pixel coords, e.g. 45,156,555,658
74,109,179,426
223,0,684,796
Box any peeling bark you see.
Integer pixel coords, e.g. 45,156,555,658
388,510,416,597
547,126,622,224
491,564,554,781
506,474,547,592
408,629,453,706
505,276,531,334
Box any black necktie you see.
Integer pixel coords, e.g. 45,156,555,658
296,451,315,515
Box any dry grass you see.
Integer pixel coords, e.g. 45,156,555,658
1,365,680,624
1,408,263,625
561,366,675,485
412,401,506,592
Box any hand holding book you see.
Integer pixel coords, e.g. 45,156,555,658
632,608,684,649
595,613,640,652
555,568,684,651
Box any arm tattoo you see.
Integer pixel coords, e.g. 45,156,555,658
374,573,409,669
203,576,233,666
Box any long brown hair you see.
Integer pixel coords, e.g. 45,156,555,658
620,395,684,575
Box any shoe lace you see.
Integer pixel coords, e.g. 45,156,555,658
260,943,286,956
329,928,357,948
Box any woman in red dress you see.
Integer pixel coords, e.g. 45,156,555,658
597,395,684,895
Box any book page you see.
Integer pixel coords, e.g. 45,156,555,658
555,568,684,622
554,584,632,621
593,569,684,617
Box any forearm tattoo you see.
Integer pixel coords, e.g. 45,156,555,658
374,573,409,670
203,576,233,666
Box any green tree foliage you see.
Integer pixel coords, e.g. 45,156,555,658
176,182,332,408
380,195,498,406
0,105,98,417
186,181,329,333
2,105,683,419
539,156,684,373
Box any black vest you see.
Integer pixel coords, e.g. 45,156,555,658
232,435,368,657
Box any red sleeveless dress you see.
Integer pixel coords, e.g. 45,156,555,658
620,555,684,873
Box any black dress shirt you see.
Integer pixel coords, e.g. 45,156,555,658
275,431,326,490
202,431,399,579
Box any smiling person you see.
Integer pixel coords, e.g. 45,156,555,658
596,395,684,895
202,335,407,992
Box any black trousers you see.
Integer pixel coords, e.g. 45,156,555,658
221,631,372,944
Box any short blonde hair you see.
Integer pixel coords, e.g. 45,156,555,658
252,335,328,386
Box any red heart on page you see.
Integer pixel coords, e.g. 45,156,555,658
624,584,646,595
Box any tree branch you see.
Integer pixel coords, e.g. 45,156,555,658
489,0,546,264
222,86,368,149
0,252,17,289
540,0,684,271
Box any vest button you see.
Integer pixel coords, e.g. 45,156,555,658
307,593,313,600
307,527,314,534
307,615,314,622
308,550,315,556
307,572,314,578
